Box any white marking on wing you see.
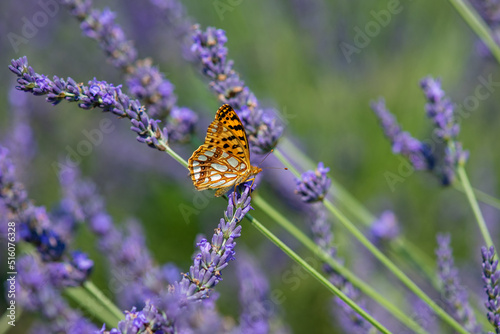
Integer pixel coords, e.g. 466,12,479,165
239,163,246,170
212,179,228,187
222,152,229,158
192,161,200,166
227,157,239,168
204,151,214,157
194,173,200,180
211,163,228,172
210,174,222,181
224,173,237,178
193,166,201,174
197,155,207,161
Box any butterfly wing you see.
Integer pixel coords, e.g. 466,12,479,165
188,105,251,194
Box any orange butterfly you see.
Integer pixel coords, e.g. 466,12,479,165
188,104,262,197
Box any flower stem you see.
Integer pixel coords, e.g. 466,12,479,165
274,146,437,282
83,281,124,321
245,211,392,334
453,182,500,211
456,166,496,249
272,145,467,333
447,0,500,63
321,200,467,333
64,285,122,327
252,196,429,334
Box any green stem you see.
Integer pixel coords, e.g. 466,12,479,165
274,146,438,282
83,281,124,322
447,0,500,64
253,196,428,334
456,166,496,249
245,211,392,334
64,285,122,327
321,200,467,333
453,182,500,211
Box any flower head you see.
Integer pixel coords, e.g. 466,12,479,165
295,162,331,203
371,98,434,171
481,246,500,333
370,210,400,242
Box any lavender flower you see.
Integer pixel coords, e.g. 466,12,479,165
295,162,331,203
9,56,169,152
482,246,500,333
18,254,98,333
190,26,283,154
371,98,434,171
370,210,400,243
436,234,481,333
61,0,197,138
420,77,469,185
178,185,251,299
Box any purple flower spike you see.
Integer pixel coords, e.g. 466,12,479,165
371,98,434,171
370,210,400,242
9,57,171,152
178,185,252,300
436,234,481,333
481,246,500,333
295,162,331,203
420,76,468,185
190,26,283,153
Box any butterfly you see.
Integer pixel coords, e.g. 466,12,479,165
188,104,262,197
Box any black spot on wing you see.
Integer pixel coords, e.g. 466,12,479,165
223,143,230,149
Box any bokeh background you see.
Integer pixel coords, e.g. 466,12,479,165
0,0,499,333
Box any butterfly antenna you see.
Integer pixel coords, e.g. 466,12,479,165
257,149,275,168
257,149,288,171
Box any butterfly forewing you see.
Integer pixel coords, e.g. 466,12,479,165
188,105,256,196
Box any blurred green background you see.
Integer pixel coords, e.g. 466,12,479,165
1,0,499,332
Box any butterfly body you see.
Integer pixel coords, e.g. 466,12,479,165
188,104,261,197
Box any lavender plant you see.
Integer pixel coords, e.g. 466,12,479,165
3,0,500,333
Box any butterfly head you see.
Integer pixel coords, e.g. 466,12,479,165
250,165,262,177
